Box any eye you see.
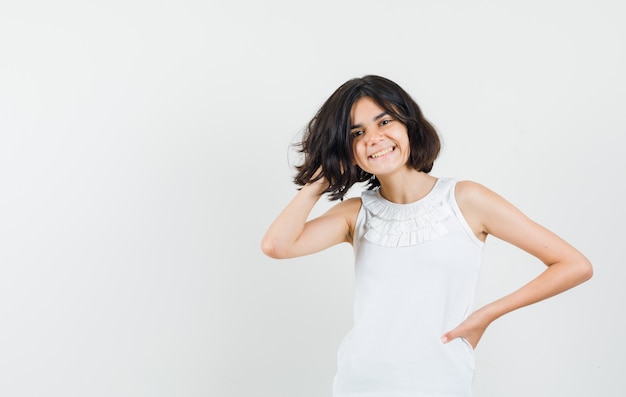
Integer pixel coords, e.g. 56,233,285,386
351,130,364,138
380,119,392,126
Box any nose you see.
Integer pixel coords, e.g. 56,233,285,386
366,126,384,145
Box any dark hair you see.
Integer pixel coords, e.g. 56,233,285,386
294,75,440,201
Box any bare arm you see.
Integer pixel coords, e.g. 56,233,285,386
442,181,593,347
261,180,360,259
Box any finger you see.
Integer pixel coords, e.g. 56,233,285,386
440,330,455,344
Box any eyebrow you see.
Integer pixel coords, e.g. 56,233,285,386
350,111,388,130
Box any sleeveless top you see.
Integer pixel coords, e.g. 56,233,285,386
333,178,484,397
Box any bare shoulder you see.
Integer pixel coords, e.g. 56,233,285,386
324,196,363,240
454,181,485,239
454,180,494,217
455,180,494,202
454,180,511,240
325,196,362,222
455,180,512,211
455,179,541,239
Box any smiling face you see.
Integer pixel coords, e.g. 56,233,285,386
350,96,411,177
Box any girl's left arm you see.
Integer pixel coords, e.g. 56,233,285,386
442,181,593,348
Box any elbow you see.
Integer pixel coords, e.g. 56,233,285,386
260,238,288,259
580,258,593,282
568,255,593,285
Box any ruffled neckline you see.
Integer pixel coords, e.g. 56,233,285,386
360,178,454,247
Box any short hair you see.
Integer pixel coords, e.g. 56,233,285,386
294,75,440,201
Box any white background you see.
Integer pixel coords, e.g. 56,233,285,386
1,0,624,396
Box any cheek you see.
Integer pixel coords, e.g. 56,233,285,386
354,146,370,166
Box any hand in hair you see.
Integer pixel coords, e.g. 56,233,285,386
307,166,330,195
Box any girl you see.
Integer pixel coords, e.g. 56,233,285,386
261,75,592,396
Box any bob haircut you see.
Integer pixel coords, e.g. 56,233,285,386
294,75,441,201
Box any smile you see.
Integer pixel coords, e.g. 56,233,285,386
370,147,395,159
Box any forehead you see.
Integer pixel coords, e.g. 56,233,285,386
350,97,386,123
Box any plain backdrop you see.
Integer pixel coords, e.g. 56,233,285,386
1,0,624,396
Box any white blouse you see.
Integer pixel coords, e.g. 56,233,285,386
333,178,484,397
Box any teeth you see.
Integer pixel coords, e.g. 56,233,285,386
371,147,393,158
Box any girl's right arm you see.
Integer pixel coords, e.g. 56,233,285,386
261,179,360,259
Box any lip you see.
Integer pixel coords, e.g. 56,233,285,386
369,146,396,159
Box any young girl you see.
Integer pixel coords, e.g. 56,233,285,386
261,75,592,396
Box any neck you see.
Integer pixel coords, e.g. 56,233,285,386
377,170,437,204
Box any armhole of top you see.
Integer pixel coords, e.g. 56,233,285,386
450,180,485,248
351,198,366,249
